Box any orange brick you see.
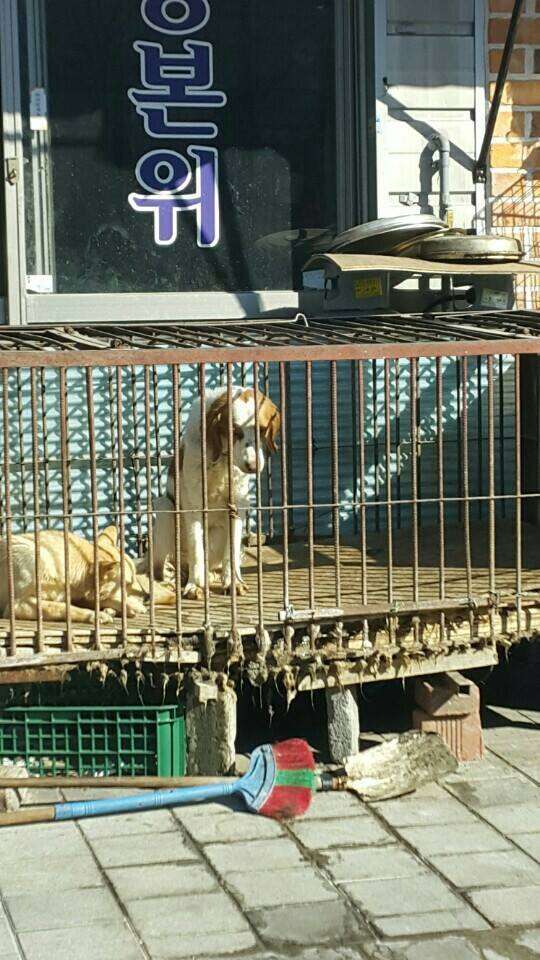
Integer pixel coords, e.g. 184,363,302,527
493,109,525,137
489,48,525,73
490,80,540,105
490,172,528,196
490,142,525,166
489,18,540,44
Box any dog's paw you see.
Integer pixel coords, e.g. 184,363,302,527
183,582,204,601
221,579,249,597
127,599,147,618
98,610,115,624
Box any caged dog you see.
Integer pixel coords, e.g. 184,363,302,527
141,385,281,600
0,525,174,624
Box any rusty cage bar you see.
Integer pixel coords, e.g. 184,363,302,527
0,312,540,692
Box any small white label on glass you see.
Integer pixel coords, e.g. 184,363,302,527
26,274,54,294
30,88,48,131
480,288,509,310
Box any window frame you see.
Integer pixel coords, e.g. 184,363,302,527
1,0,375,326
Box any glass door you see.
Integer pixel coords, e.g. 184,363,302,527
3,0,370,322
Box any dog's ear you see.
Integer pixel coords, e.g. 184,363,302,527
206,393,229,462
98,525,118,548
258,396,281,453
98,555,119,579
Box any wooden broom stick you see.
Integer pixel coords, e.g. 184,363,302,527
0,775,232,790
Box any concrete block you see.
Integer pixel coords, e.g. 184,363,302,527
18,922,142,960
90,831,196,868
186,678,237,776
302,790,368,820
327,846,422,883
289,815,394,851
203,837,304,873
248,900,368,947
225,866,337,909
468,885,540,925
325,686,360,763
126,890,249,938
414,673,479,717
446,776,540,809
373,793,474,828
6,888,120,933
343,873,465,917
480,802,540,835
182,810,283,844
512,833,540,862
372,907,489,937
388,937,481,960
143,931,256,959
0,823,88,863
517,930,540,955
431,849,540,889
107,863,217,901
399,822,511,857
79,809,177,839
0,855,103,896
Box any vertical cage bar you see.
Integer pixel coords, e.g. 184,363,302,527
436,358,446,604
477,357,484,521
172,364,183,640
253,362,265,635
152,366,164,497
499,355,506,519
357,361,368,609
395,360,402,530
350,361,358,535
30,369,44,652
487,355,497,642
86,367,102,648
384,359,393,606
226,365,238,633
461,357,473,600
279,362,290,614
199,365,211,625
115,367,128,636
456,359,463,523
372,359,380,532
107,367,119,519
130,367,145,555
410,358,419,604
306,362,315,614
264,362,275,540
39,368,51,528
330,361,341,610
16,370,29,531
515,354,522,638
143,367,156,645
2,370,16,655
59,368,73,651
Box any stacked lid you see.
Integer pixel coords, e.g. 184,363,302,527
326,214,522,264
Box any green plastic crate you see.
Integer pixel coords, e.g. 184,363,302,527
0,706,185,777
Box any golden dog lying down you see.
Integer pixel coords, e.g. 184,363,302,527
0,526,175,624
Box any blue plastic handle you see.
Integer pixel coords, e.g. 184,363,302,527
54,780,238,821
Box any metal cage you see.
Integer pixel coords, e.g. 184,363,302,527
1,311,540,692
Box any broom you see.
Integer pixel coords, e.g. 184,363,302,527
0,738,317,827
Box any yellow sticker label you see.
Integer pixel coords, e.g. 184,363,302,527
354,276,383,299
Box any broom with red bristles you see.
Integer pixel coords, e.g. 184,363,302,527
0,738,317,827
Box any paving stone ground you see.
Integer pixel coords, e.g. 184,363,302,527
2,668,540,959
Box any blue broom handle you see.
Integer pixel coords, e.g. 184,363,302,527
54,780,238,821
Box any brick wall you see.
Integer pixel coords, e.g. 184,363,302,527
488,0,540,301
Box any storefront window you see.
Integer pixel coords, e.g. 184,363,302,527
23,1,337,294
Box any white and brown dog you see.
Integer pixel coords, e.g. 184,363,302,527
145,386,280,599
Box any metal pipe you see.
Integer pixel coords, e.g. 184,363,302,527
429,132,451,224
475,0,525,183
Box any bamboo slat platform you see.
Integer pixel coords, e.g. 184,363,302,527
1,519,539,671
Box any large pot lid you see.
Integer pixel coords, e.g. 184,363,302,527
328,215,447,255
405,232,523,263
